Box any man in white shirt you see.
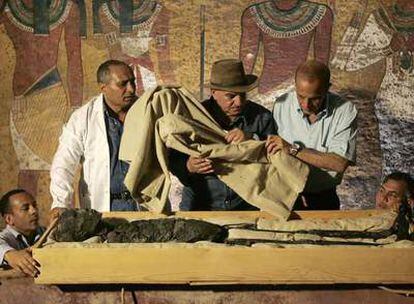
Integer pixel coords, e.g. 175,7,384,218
266,60,358,210
0,189,44,277
50,60,138,217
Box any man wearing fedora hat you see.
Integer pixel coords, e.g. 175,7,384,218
170,59,276,211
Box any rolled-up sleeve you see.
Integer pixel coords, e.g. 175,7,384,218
328,102,358,164
0,233,16,266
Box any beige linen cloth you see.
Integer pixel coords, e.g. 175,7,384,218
119,86,309,219
227,211,399,245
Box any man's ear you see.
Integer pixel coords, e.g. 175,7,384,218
408,196,414,209
100,82,106,93
4,213,13,226
211,90,219,100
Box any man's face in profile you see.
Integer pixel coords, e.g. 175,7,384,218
101,65,137,111
4,192,39,236
375,179,409,211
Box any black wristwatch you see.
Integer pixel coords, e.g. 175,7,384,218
289,142,302,156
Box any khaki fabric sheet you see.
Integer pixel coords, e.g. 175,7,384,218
119,86,309,219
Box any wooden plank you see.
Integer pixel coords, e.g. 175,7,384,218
33,244,414,285
102,209,389,221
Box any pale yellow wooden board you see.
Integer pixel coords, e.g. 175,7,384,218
34,244,414,285
103,209,388,221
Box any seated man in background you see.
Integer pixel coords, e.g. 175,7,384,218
0,189,44,277
376,171,413,211
170,59,276,211
267,60,358,210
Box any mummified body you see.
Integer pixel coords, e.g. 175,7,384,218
52,208,413,246
53,209,227,243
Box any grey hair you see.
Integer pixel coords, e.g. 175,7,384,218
96,60,132,84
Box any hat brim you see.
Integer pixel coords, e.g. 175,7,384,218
210,74,258,93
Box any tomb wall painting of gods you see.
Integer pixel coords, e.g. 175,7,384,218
92,0,176,96
0,0,412,226
331,0,414,208
0,0,86,224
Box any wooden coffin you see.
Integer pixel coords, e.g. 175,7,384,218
33,210,414,285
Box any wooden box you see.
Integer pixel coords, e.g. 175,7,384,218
33,210,414,285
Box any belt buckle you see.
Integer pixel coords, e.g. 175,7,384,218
121,190,130,200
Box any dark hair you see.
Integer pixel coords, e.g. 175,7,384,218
295,60,331,89
384,171,414,201
0,189,27,217
96,59,132,84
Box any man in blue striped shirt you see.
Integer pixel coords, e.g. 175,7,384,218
0,189,44,277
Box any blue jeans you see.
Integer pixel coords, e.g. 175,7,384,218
180,177,258,211
110,199,138,211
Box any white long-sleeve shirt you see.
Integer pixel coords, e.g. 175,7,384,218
50,94,111,211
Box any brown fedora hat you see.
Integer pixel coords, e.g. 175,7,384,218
210,59,258,93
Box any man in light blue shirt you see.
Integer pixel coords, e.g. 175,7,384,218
266,60,357,210
0,189,44,277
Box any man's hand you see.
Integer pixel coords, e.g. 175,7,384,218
225,128,252,144
186,156,214,174
265,135,291,155
4,249,40,278
49,207,66,224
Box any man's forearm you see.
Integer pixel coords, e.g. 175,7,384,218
295,148,349,173
4,249,40,277
0,244,14,266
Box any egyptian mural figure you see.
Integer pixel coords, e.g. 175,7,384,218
0,0,85,195
239,0,333,96
93,0,176,96
332,0,414,176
